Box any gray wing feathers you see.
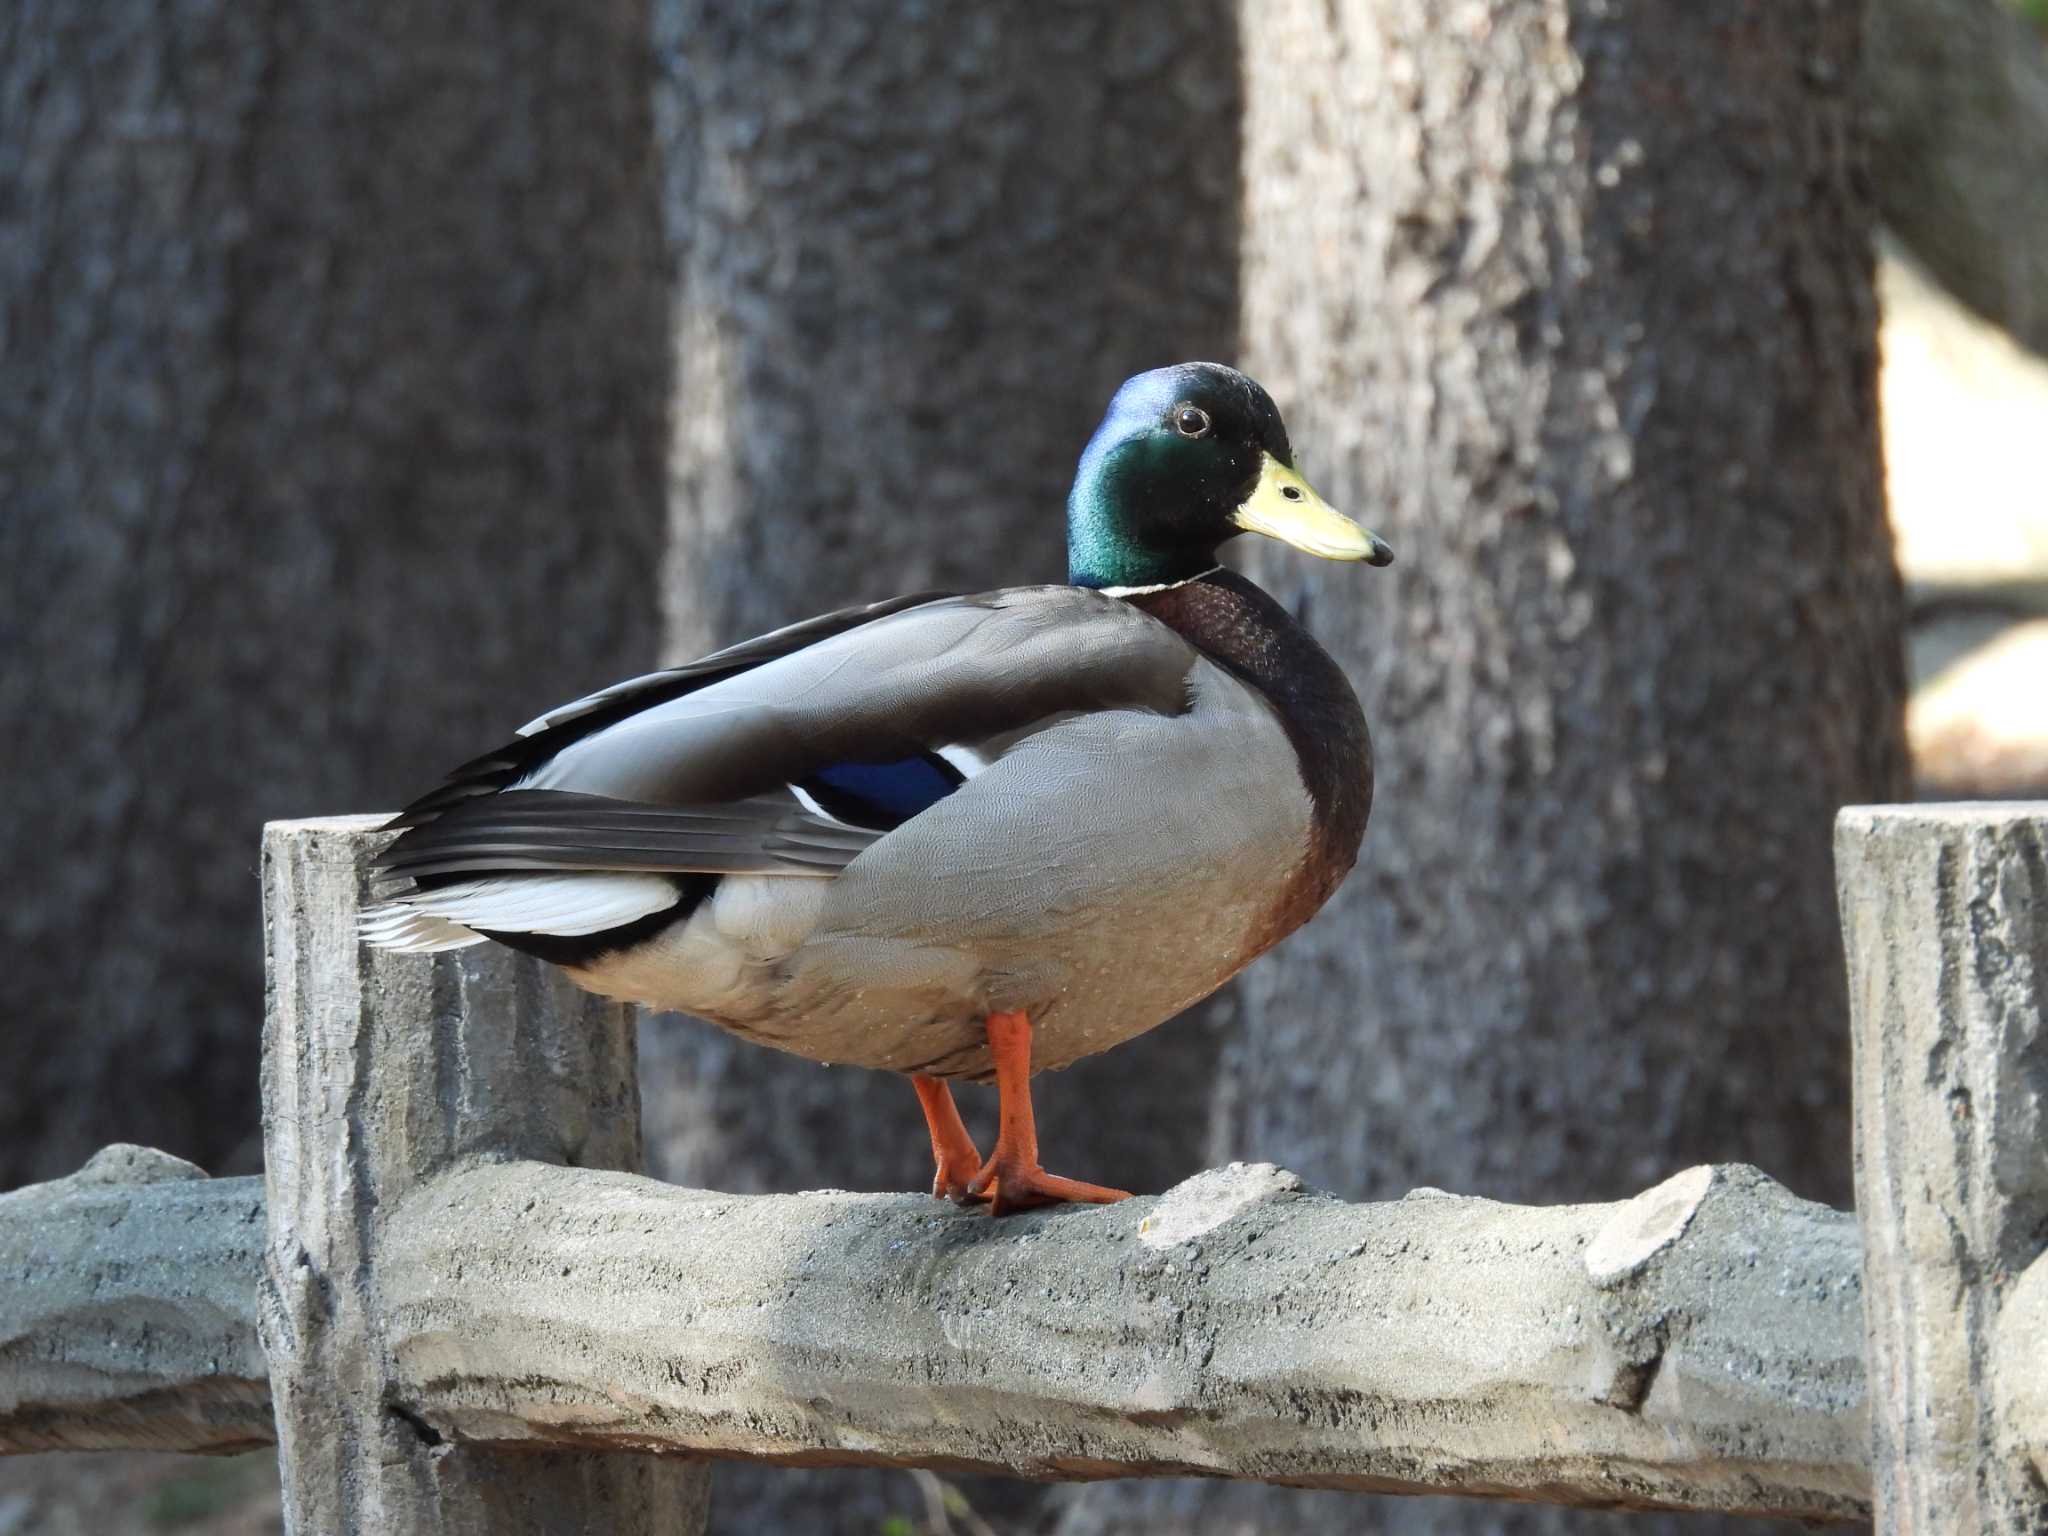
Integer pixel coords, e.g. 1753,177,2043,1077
376,791,876,880
521,588,1197,806
514,591,955,737
377,588,1197,887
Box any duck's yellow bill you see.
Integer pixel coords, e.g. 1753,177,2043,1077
1233,453,1393,566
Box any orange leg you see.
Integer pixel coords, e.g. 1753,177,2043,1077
966,1010,1131,1216
913,1075,986,1204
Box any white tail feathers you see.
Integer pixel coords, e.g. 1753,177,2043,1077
358,873,678,953
357,904,489,953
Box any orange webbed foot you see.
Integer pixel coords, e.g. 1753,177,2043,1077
968,1009,1134,1216
966,1155,1131,1217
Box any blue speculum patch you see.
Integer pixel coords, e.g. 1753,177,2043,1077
801,754,964,829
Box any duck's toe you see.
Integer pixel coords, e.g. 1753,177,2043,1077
913,1075,989,1205
967,1155,1131,1217
933,1152,991,1205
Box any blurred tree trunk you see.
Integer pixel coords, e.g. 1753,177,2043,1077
1055,1,1907,1534
644,2,1240,1529
0,0,670,1188
1867,0,2048,356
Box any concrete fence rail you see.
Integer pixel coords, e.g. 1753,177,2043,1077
0,807,2041,1534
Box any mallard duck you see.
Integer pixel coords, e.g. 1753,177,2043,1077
363,363,1392,1213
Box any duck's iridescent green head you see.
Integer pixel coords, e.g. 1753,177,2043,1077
1066,362,1394,592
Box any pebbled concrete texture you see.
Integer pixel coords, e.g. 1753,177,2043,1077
0,1145,1871,1523
383,1158,1869,1522
0,1153,269,1455
1995,1253,2048,1489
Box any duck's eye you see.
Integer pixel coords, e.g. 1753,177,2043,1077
1173,404,1212,439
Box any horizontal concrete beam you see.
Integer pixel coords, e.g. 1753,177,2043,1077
0,1145,269,1454
384,1158,1870,1522
0,1142,1872,1521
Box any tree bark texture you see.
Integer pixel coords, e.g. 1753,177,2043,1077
1063,4,1908,1534
647,7,1241,1527
0,0,671,1188
1232,0,1904,1212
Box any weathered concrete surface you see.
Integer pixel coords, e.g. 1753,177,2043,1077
0,1146,268,1454
261,818,710,1535
385,1159,1869,1521
1994,1252,2048,1491
1,1150,1871,1521
1839,803,2048,1534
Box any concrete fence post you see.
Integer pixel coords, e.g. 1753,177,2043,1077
259,816,710,1534
1838,803,2048,1534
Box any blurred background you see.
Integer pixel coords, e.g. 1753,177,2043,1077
3,0,2044,1531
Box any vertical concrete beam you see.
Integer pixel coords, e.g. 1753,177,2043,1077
1839,803,2048,1534
260,817,708,1534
